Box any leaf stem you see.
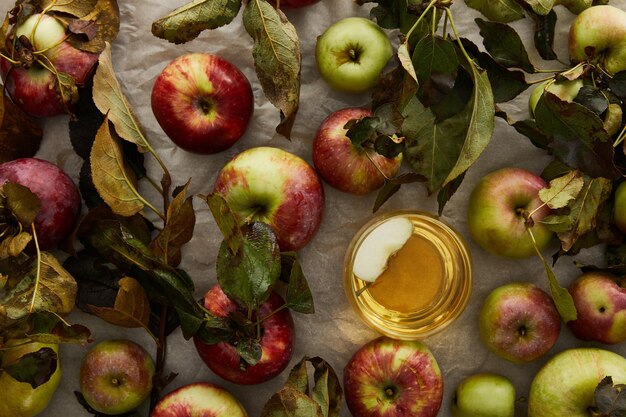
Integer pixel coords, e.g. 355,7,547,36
149,304,168,412
445,8,473,66
364,150,392,180
258,303,288,324
612,124,626,148
405,0,439,43
28,224,41,313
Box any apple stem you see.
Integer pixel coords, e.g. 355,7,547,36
258,303,288,325
28,223,42,314
0,52,19,65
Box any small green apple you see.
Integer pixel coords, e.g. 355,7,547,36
315,17,393,93
0,341,62,417
452,373,515,417
614,181,626,233
528,79,584,116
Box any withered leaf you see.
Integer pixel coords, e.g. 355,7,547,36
152,0,242,44
2,182,41,228
151,182,196,267
206,193,242,255
0,95,42,163
243,0,300,138
40,0,98,17
88,276,151,329
66,0,120,53
90,118,145,217
93,42,150,152
56,71,79,111
2,311,91,345
397,43,417,83
0,232,32,259
538,170,584,210
1,252,77,325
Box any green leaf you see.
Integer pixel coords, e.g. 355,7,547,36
535,93,620,179
3,311,91,345
243,0,300,138
92,42,151,153
523,0,555,15
2,347,57,389
90,118,145,217
235,337,262,366
531,10,558,61
464,0,524,23
539,214,572,233
556,176,612,252
437,172,465,215
206,193,243,255
281,253,314,314
310,357,342,417
373,173,425,213
345,117,379,149
216,222,281,310
2,182,41,228
151,182,196,267
412,36,459,108
538,170,584,209
476,19,534,73
152,0,242,44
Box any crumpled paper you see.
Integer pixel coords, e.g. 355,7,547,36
3,0,626,415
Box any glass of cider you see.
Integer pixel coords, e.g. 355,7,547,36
343,210,473,340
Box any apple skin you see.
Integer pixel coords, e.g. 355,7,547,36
614,181,626,233
0,13,99,117
79,339,155,415
151,382,248,417
528,79,584,116
479,282,561,363
214,146,324,251
344,337,443,417
569,5,626,75
316,17,393,93
467,167,554,259
567,271,626,344
0,342,62,417
0,158,81,251
451,373,515,417
528,348,626,417
312,107,402,195
193,285,294,385
151,53,254,154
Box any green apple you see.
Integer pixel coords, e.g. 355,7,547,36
528,348,626,417
0,341,62,417
315,17,393,93
569,5,626,75
79,339,155,415
614,181,626,233
528,79,584,116
452,373,515,417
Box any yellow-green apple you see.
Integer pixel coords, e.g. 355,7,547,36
451,373,515,417
213,146,324,251
0,13,99,117
0,341,62,417
567,271,626,344
528,79,584,116
0,158,80,250
193,285,294,385
528,348,626,417
151,53,253,154
343,337,443,417
312,107,402,195
79,339,155,415
569,5,626,75
315,17,393,93
479,283,561,363
614,181,626,233
467,167,554,259
151,382,248,417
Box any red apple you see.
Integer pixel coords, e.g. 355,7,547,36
312,107,402,195
213,146,324,251
468,167,554,259
479,282,561,363
567,271,626,344
151,53,254,154
79,339,155,415
1,13,99,117
0,158,80,250
151,382,248,417
344,337,443,417
193,285,294,385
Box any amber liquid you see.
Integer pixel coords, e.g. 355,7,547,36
368,235,444,313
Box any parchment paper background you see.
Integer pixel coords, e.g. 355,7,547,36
2,0,626,415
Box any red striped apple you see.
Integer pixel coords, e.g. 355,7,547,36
151,382,247,417
312,107,402,195
344,337,443,417
0,13,99,117
193,285,294,385
0,158,80,250
479,283,561,363
213,146,324,251
567,271,626,344
151,53,254,154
